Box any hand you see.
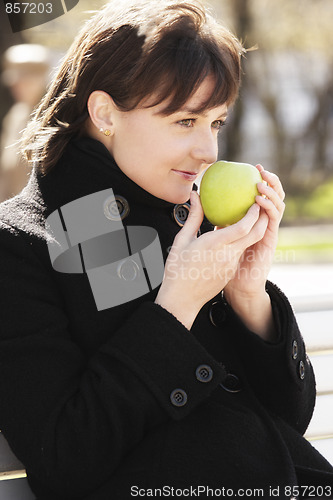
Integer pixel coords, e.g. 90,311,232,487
155,190,268,330
224,165,285,299
223,165,285,340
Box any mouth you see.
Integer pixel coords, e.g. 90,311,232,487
172,170,199,181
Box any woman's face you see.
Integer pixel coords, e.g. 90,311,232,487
109,76,228,204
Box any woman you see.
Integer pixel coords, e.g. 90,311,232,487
0,0,332,498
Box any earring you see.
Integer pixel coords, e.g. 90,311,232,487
99,127,111,136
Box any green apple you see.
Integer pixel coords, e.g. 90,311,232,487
199,161,263,226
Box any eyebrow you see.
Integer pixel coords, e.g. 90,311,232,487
154,107,228,119
175,107,228,119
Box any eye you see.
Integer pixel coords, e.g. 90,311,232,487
212,119,226,130
178,119,195,128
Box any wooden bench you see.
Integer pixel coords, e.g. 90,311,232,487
269,263,333,465
300,309,333,464
0,431,35,499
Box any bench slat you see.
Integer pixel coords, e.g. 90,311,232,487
0,433,25,474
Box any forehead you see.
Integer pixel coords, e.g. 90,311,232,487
177,78,228,116
183,76,218,109
147,76,228,117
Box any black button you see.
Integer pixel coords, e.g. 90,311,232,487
299,361,305,380
209,301,226,327
172,203,190,227
292,340,298,360
170,389,188,407
104,195,130,221
195,364,213,383
220,373,242,393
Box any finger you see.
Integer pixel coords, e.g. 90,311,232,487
215,203,261,243
257,182,285,213
255,163,264,174
255,194,285,227
238,209,269,249
258,168,285,201
177,190,204,242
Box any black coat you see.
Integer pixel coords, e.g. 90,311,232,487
0,138,332,500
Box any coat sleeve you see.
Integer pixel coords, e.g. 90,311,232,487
0,224,226,498
222,280,316,435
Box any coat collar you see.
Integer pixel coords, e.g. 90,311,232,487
36,137,193,214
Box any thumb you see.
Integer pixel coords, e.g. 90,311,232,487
180,191,204,240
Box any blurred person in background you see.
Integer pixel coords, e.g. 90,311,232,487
0,44,50,201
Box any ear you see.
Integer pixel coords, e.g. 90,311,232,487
87,90,116,136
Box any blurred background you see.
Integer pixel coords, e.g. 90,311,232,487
0,0,332,464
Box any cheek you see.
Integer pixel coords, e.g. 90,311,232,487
129,130,173,165
114,118,188,173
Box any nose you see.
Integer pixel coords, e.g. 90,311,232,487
190,129,218,165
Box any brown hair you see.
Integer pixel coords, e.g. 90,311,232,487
21,0,245,174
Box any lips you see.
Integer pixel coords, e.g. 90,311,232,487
172,170,198,181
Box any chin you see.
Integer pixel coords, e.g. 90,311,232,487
164,187,193,205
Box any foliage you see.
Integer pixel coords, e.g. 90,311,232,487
284,176,333,223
